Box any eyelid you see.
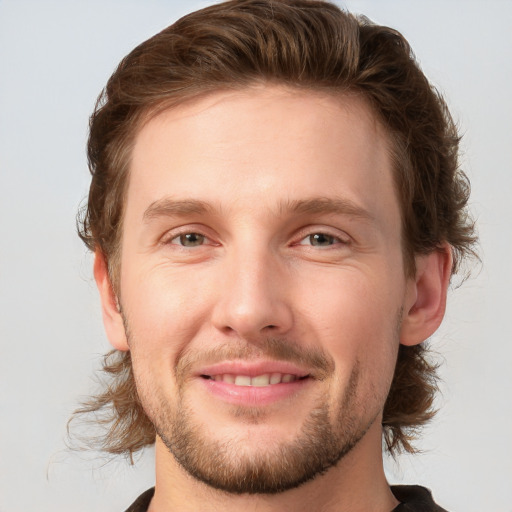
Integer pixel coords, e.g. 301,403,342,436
158,224,350,248
159,224,217,246
298,235,347,248
293,226,351,247
170,233,207,246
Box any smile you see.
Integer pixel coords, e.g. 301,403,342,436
201,373,309,386
196,361,314,405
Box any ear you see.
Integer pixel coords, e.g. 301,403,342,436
400,244,453,346
94,250,129,351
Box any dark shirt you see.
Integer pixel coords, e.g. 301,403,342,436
392,486,448,511
124,485,448,511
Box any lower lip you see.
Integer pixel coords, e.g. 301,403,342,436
199,377,311,406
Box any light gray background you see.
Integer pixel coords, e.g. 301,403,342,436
0,1,511,511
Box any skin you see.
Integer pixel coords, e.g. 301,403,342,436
95,86,452,512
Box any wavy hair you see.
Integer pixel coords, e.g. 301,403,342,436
73,0,477,457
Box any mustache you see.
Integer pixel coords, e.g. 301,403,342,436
175,338,335,383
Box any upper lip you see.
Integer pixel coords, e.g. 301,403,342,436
197,360,312,379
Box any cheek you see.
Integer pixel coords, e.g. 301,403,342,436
297,267,403,371
120,263,215,361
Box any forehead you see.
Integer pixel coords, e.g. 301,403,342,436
127,86,399,229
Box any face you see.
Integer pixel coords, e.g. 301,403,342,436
115,87,415,493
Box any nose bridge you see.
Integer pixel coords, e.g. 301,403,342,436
212,238,293,338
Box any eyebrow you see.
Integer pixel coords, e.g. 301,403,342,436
143,199,214,222
142,196,374,223
281,197,375,222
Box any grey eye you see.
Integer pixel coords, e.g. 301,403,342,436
308,233,336,246
178,233,205,247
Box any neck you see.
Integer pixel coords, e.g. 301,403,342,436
148,422,399,512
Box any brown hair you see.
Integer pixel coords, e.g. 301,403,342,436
74,0,476,457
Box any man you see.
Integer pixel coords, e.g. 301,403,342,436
73,0,476,510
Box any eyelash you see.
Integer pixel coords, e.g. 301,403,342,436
162,228,349,249
169,232,212,247
297,232,348,248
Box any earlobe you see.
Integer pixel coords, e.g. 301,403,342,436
400,244,453,346
93,250,129,351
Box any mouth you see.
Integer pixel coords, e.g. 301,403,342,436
196,361,314,406
200,372,310,387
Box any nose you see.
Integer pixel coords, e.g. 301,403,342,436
211,246,294,339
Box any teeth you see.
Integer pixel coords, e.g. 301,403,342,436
251,374,270,387
234,375,251,386
270,373,282,384
210,373,301,386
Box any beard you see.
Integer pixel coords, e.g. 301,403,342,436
160,364,376,494
130,336,385,495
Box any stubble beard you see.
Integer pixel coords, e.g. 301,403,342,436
158,363,376,494
130,336,385,495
